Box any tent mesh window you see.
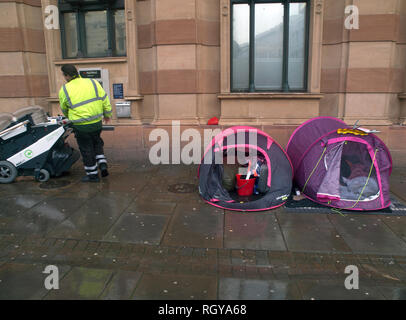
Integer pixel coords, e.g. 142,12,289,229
338,141,379,201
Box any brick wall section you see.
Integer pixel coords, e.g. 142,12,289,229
0,28,46,53
0,0,404,163
0,0,49,111
0,75,49,98
0,0,41,5
320,0,406,125
136,0,220,124
66,124,406,168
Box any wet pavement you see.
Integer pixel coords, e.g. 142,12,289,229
0,162,405,300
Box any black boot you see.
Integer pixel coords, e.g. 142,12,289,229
81,174,100,183
99,163,109,177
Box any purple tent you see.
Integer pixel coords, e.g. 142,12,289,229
286,117,392,211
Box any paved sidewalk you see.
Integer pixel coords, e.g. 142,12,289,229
0,162,405,300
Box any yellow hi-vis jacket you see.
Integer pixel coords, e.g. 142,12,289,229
58,76,112,125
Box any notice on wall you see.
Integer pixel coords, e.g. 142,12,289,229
113,83,124,99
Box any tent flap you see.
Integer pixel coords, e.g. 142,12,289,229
316,142,344,202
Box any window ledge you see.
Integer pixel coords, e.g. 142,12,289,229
218,92,324,100
54,57,127,65
124,95,144,101
48,95,144,102
47,96,59,102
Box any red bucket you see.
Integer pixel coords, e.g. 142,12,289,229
235,174,256,196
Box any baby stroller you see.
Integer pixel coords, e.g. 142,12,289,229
0,106,80,183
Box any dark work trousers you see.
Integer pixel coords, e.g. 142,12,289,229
74,129,106,176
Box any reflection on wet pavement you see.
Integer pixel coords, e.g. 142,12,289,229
297,279,385,300
104,213,169,245
162,203,224,248
44,267,112,300
224,211,286,251
328,215,406,255
100,270,142,300
0,164,405,300
48,192,135,239
132,273,217,300
219,278,302,300
0,263,71,300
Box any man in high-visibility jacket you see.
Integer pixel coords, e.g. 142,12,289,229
59,64,112,182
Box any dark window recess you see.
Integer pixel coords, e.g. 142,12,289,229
59,0,126,59
231,0,310,92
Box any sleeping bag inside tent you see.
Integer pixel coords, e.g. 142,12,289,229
198,126,293,211
286,117,392,211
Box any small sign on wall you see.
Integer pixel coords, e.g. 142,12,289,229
80,70,101,79
113,83,124,99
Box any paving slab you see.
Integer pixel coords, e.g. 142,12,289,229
0,178,54,197
0,262,70,300
125,199,177,215
281,225,352,253
124,162,160,174
380,216,406,242
0,194,49,216
48,192,133,240
224,212,287,251
276,211,335,229
218,278,302,300
132,273,217,300
0,163,405,300
377,286,406,300
296,279,385,300
104,213,169,245
100,270,142,300
276,209,351,252
7,196,89,236
55,181,100,199
0,194,54,235
328,215,406,255
142,183,177,194
136,191,186,203
156,165,197,179
44,267,113,300
162,203,224,248
390,168,406,202
97,173,150,194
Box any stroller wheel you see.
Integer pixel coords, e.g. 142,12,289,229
36,169,50,183
0,161,18,184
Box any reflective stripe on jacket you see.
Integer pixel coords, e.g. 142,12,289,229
58,77,112,125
